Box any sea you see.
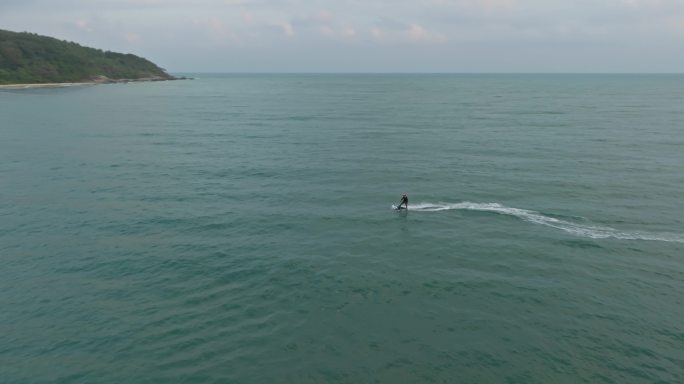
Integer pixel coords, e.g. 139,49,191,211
1,74,683,383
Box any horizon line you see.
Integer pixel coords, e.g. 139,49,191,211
170,71,684,75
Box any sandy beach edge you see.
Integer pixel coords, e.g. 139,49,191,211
0,82,99,90
0,77,190,90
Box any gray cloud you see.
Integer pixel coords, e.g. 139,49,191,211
1,0,683,72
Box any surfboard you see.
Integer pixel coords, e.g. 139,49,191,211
392,205,405,211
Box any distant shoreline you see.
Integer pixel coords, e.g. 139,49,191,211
0,82,98,90
0,76,191,90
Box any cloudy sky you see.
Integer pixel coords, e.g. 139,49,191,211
1,0,683,72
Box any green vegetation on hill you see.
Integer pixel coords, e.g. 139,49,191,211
0,29,175,84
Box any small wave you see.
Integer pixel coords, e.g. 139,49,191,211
406,202,684,243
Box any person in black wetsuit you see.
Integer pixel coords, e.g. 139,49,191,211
398,194,408,210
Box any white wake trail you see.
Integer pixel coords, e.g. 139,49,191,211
405,202,684,243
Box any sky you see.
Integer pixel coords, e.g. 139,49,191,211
1,0,683,73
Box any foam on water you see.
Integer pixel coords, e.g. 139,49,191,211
406,202,684,243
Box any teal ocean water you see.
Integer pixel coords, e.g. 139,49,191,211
2,74,684,383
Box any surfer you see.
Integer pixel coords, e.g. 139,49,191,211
398,194,408,210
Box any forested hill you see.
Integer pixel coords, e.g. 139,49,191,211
0,29,176,84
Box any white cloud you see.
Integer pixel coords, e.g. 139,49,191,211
406,24,446,43
370,23,446,44
74,19,93,32
281,22,295,37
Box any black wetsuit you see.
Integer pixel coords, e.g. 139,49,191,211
399,196,408,209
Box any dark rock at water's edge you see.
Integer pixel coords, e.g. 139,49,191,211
0,29,185,85
90,75,193,84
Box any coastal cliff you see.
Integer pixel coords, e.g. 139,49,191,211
0,29,178,85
